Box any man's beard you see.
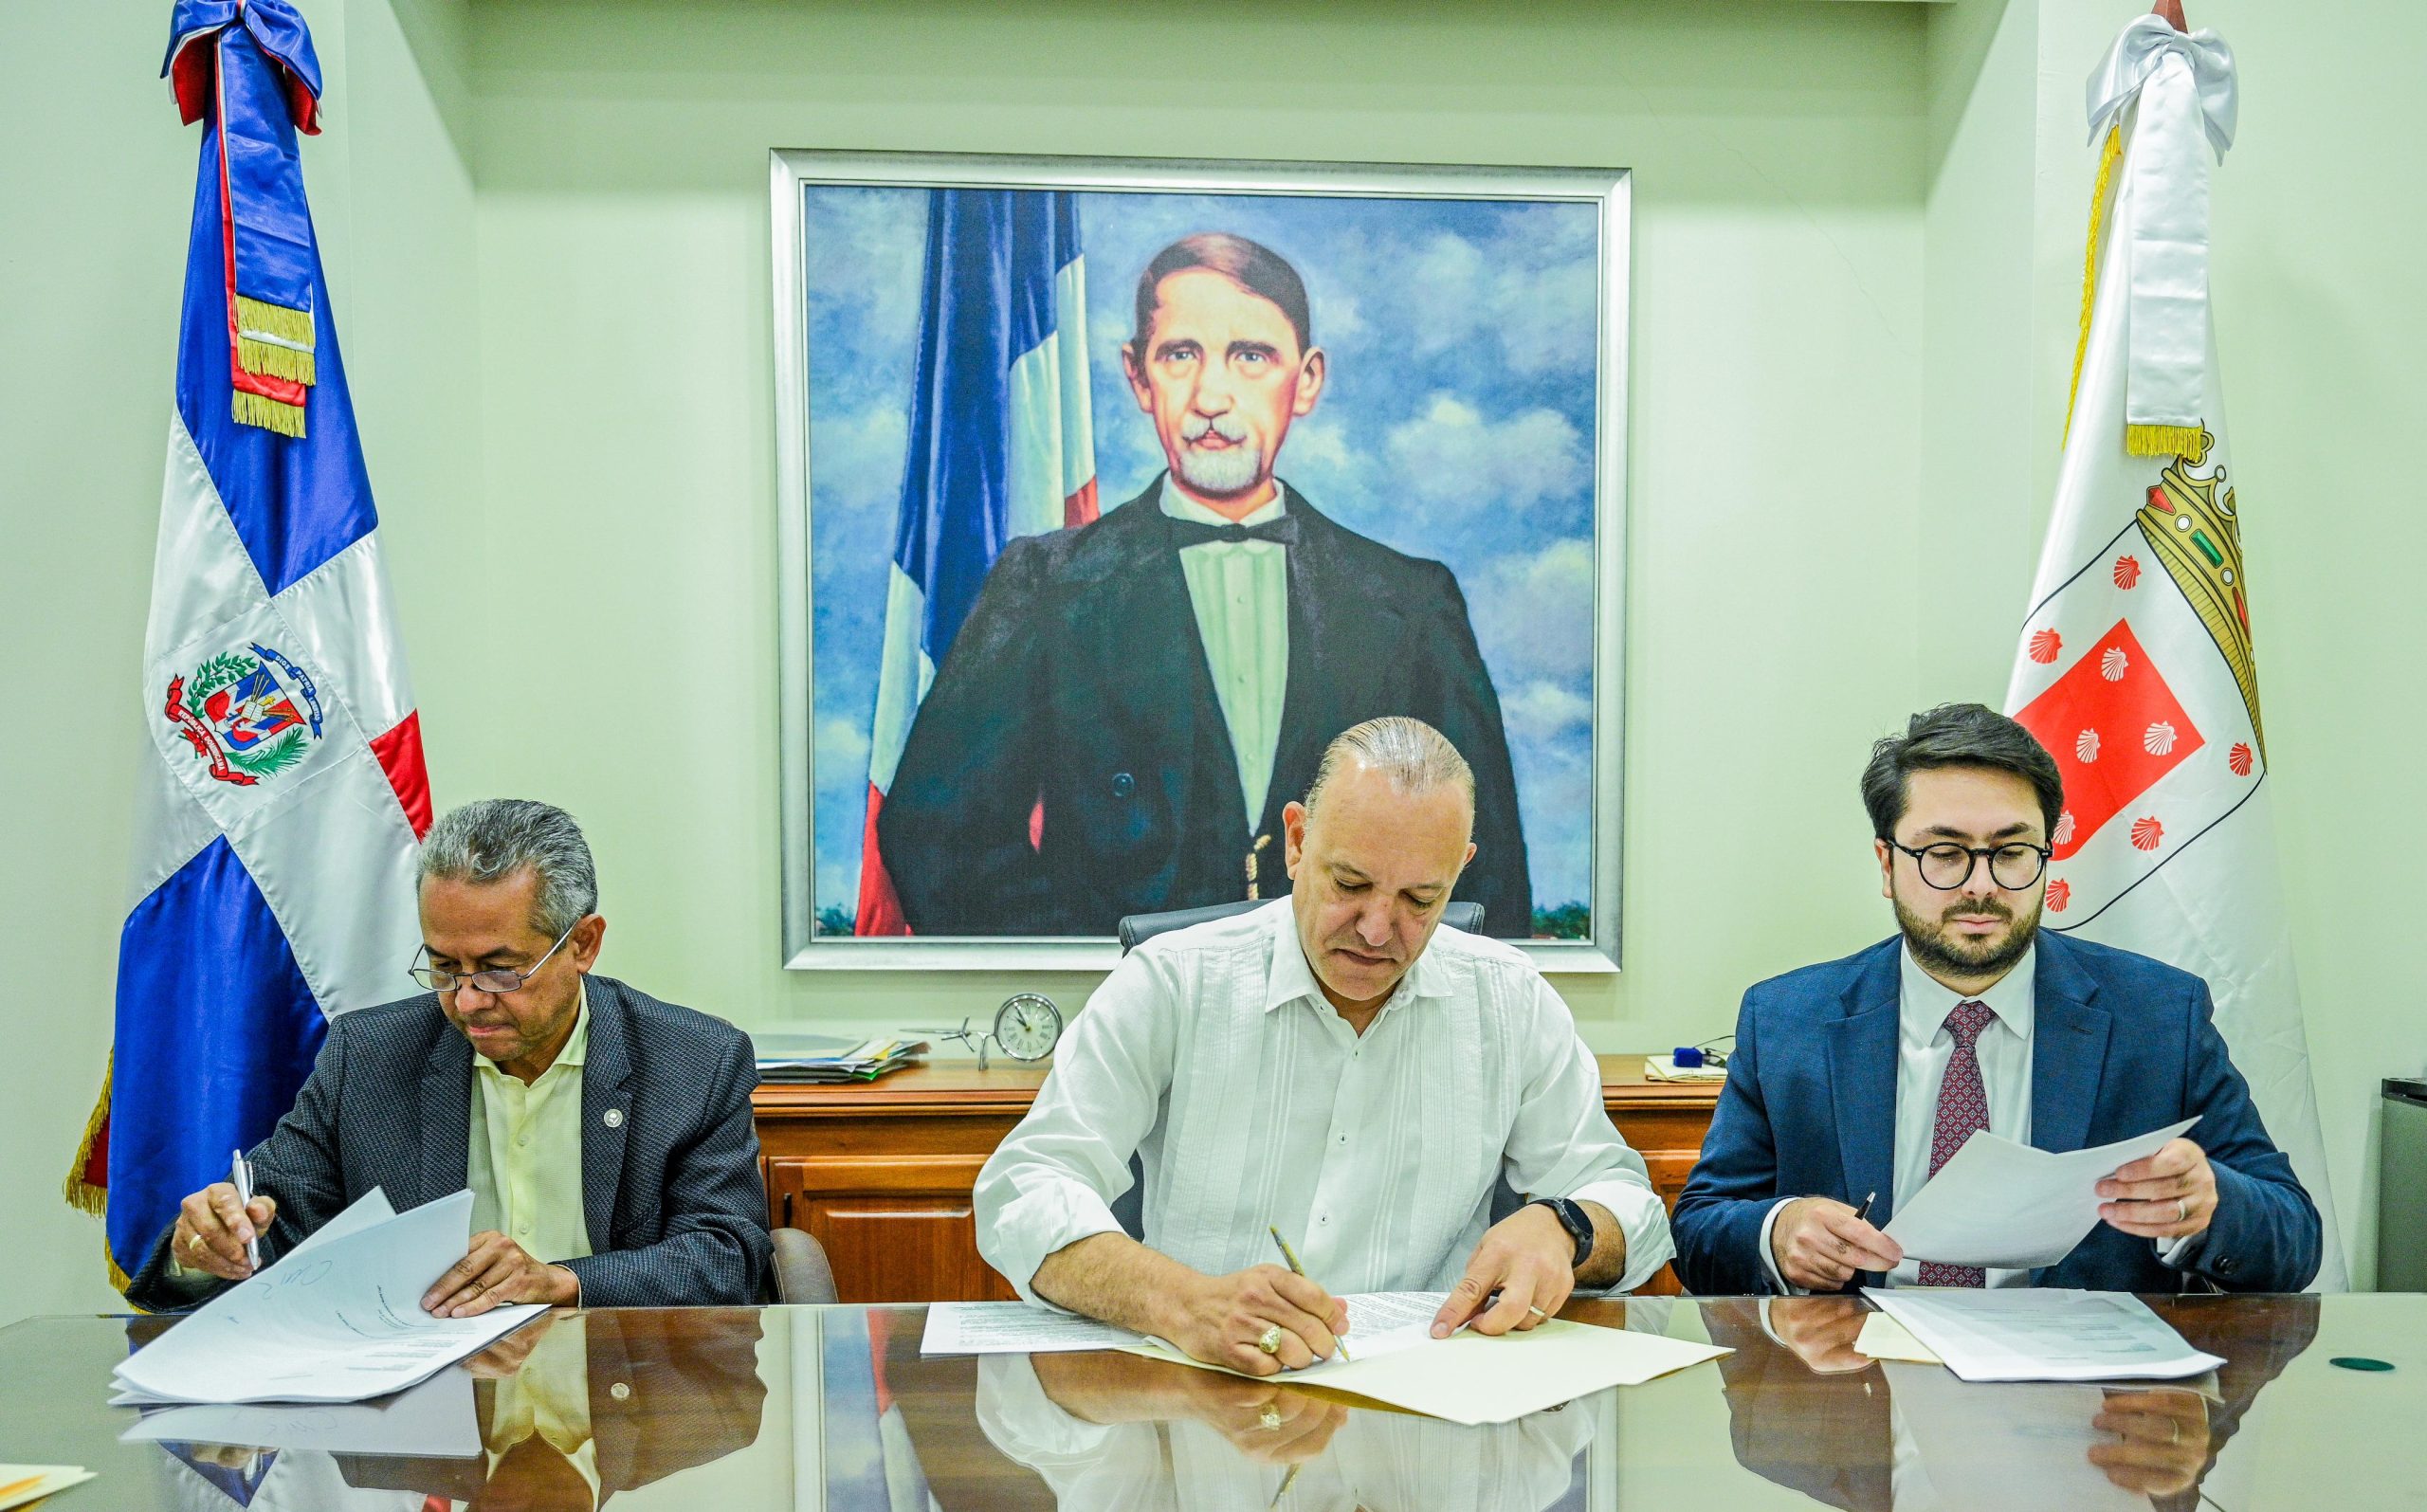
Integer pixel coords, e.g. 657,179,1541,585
1175,415,1264,496
1894,893,2040,981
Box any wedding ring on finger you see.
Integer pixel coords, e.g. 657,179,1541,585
1526,1305,1549,1321
187,1231,207,1255
2177,1198,2188,1225
1257,1323,1285,1356
1259,1407,1284,1430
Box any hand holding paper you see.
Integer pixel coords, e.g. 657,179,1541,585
1885,1119,2197,1269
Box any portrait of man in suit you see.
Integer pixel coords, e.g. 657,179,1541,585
873,230,1533,937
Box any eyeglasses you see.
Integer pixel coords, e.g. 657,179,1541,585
1887,840,2053,891
409,919,579,994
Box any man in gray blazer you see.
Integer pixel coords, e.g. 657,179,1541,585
127,799,771,1312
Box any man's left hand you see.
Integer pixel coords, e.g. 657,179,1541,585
2097,1138,2217,1241
1431,1202,1578,1339
422,1230,581,1317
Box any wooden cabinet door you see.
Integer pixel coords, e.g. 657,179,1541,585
764,1156,1017,1303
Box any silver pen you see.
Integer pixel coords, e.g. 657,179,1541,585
230,1149,262,1270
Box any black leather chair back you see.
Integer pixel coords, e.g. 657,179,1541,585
1116,896,1484,954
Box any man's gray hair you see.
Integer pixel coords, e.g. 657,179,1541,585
417,799,598,938
1303,717,1475,816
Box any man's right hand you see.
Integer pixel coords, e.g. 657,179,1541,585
1770,1197,1901,1291
171,1183,277,1282
1161,1264,1348,1376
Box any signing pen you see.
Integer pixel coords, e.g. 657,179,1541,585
231,1149,261,1270
1268,1227,1351,1363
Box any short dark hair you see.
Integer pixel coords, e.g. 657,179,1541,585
1860,703,2064,842
1130,232,1312,357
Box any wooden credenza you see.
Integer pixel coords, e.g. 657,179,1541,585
754,1055,1720,1303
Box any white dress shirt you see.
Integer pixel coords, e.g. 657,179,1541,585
975,899,1673,1303
1160,480,1289,830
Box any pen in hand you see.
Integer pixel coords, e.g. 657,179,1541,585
230,1149,262,1270
1268,1227,1351,1363
1853,1191,1877,1226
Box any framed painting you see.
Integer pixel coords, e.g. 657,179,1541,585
773,151,1628,972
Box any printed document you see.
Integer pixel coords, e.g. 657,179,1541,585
1864,1288,2225,1382
113,1189,545,1405
1884,1118,2196,1268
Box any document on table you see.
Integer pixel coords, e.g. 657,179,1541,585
112,1189,545,1405
1853,1310,1943,1364
121,1364,480,1457
1864,1288,2225,1382
0,1466,95,1511
1120,1293,1730,1426
922,1303,1155,1356
1883,1118,2196,1268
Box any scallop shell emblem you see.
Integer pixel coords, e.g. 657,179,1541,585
2046,879,2071,913
2129,816,2164,851
2100,647,2129,682
2144,720,2178,756
2075,729,2101,763
2028,628,2063,665
2053,811,2075,846
2228,742,2254,777
2113,555,2142,590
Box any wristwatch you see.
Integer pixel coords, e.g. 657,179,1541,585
1527,1196,1596,1271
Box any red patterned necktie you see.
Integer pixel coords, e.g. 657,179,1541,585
1917,1000,1997,1286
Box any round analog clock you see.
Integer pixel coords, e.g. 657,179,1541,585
993,993,1063,1062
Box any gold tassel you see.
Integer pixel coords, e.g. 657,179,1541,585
237,336,318,386
2062,126,2126,448
61,1061,112,1218
234,293,314,349
2126,423,2208,458
233,389,308,437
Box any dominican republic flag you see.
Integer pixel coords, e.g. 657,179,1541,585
2004,12,2344,1286
66,0,433,1289
854,191,1096,936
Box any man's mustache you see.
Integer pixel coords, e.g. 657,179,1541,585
1180,412,1250,444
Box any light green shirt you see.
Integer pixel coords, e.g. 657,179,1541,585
1160,479,1290,830
467,981,593,1264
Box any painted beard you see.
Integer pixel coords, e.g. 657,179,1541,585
1894,892,2040,980
1175,414,1263,496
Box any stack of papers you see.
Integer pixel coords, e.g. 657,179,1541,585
1883,1118,2196,1268
755,1032,927,1084
113,1190,544,1406
922,1294,1729,1425
1864,1288,2225,1383
1641,1056,1726,1083
0,1466,94,1510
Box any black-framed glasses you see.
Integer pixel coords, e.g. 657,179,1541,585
1888,840,2053,891
409,919,579,994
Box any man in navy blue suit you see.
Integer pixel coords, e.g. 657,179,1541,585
1673,703,2319,1296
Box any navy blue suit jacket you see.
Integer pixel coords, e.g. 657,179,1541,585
1671,933,2321,1296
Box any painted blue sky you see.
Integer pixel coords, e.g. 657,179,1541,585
802,185,1605,920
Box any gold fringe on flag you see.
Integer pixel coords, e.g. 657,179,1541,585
237,336,317,386
62,1058,111,1219
233,293,314,349
2062,126,2126,447
233,389,307,437
2126,422,2208,458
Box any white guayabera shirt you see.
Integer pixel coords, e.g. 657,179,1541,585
975,900,1674,1303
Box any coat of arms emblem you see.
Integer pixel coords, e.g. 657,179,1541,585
163,643,325,786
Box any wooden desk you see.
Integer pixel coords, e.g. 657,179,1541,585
7,1294,2402,1510
753,1054,1721,1303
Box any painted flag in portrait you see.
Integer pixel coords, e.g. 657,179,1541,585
65,0,432,1289
856,191,1096,935
2003,13,2343,1284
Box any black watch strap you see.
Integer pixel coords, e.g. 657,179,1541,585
1527,1196,1596,1271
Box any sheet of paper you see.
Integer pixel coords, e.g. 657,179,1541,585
1883,1118,2196,1268
1854,1310,1942,1364
921,1303,1151,1356
1122,1316,1729,1425
1865,1287,2225,1383
0,1466,95,1511
112,1189,544,1405
120,1364,480,1457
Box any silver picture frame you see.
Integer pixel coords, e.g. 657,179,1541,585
772,149,1629,974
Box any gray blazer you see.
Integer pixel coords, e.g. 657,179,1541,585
126,975,771,1310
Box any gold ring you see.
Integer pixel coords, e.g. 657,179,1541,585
187,1232,207,1254
1526,1305,1549,1321
2167,1419,2181,1445
2177,1199,2188,1224
1256,1324,1284,1356
1259,1407,1284,1430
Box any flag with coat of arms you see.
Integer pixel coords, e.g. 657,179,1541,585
853,191,1097,935
65,0,433,1290
2003,9,2344,1286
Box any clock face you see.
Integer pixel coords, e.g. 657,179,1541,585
994,993,1062,1061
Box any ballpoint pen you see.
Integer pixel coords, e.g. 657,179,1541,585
230,1149,262,1269
1853,1191,1877,1225
1267,1227,1351,1363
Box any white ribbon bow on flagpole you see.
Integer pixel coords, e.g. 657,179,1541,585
2083,13,2239,445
